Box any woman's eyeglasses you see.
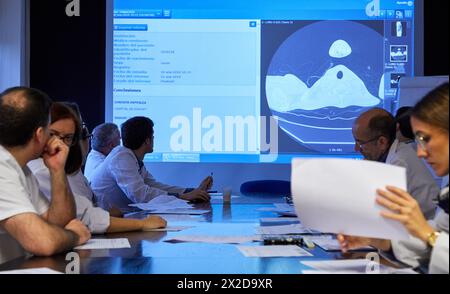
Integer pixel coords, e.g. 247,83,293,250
49,131,77,147
415,133,430,151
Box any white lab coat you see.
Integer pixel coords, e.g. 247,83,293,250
84,150,106,182
90,146,186,213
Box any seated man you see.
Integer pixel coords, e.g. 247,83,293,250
352,108,439,219
84,123,121,181
0,87,90,265
90,116,213,213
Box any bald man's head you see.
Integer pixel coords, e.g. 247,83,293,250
352,108,396,161
0,87,52,147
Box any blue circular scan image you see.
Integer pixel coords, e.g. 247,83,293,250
266,21,384,153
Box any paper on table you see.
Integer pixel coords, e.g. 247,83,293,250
292,159,409,241
160,214,201,222
148,209,211,215
301,259,418,274
130,196,193,211
307,236,373,252
257,224,315,235
274,203,295,211
165,235,260,244
257,203,297,216
237,245,313,258
0,268,63,274
257,204,294,212
143,226,193,232
74,238,131,250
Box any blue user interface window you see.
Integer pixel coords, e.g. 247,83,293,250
111,0,416,163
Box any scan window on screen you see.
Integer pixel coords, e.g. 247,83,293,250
110,0,417,163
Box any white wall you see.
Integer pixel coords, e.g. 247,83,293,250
0,0,28,92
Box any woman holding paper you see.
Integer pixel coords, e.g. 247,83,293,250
338,83,449,274
29,102,167,234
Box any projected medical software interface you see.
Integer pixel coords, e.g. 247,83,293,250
111,0,416,163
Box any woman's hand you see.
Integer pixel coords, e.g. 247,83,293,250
377,186,435,243
337,235,391,253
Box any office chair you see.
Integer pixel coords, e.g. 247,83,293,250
240,180,291,197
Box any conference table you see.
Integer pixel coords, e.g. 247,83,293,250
0,196,399,274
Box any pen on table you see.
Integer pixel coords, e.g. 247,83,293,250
79,207,88,222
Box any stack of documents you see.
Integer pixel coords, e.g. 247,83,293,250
143,226,193,232
130,196,193,211
130,196,211,215
237,245,313,258
157,214,201,223
257,224,316,235
74,238,131,250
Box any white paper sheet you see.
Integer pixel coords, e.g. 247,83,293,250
301,259,418,274
292,159,409,241
237,245,313,257
306,236,373,252
257,204,295,213
130,196,193,211
165,235,260,244
160,214,201,223
257,224,314,235
143,226,193,232
74,238,131,250
274,203,295,211
0,268,63,274
148,209,211,215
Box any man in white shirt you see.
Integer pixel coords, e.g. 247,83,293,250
90,117,213,213
0,87,90,265
352,108,438,219
84,123,121,181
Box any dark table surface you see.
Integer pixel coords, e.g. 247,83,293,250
0,196,394,274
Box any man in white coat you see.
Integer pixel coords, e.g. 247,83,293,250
90,117,213,213
84,123,121,182
0,87,90,265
